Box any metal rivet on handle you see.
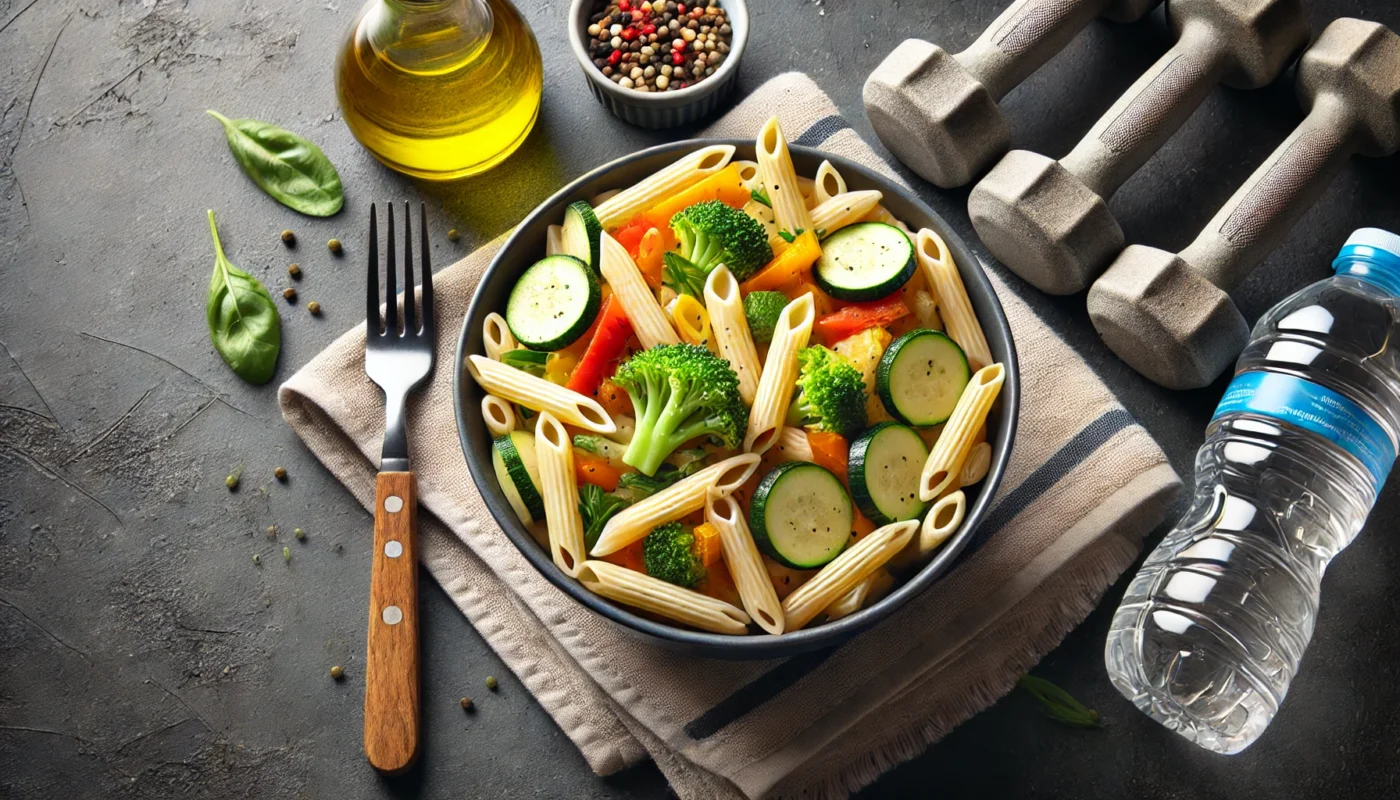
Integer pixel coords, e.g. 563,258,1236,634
384,540,403,558
384,495,403,513
381,605,403,625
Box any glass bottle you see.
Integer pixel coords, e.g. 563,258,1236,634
336,0,543,180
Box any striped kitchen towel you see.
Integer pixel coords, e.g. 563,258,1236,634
279,72,1182,799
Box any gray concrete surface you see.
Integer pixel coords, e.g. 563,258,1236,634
2,1,1398,798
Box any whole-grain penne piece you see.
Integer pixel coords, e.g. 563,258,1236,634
807,190,883,240
958,441,992,487
744,294,815,453
782,520,919,631
704,266,762,404
593,145,736,229
920,363,1004,500
814,160,847,206
756,117,813,238
921,490,966,554
916,228,992,371
590,453,760,556
599,232,679,349
707,492,784,635
535,412,587,577
576,560,750,635
483,312,517,361
773,426,814,463
481,394,516,438
824,568,895,621
545,224,565,257
466,355,616,434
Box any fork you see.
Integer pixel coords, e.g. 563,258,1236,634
363,201,435,774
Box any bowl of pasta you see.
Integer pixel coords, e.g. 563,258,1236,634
456,119,1019,658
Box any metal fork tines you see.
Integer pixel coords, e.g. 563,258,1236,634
365,201,436,472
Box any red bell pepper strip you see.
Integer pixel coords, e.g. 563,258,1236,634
566,297,634,397
613,219,650,257
813,294,911,345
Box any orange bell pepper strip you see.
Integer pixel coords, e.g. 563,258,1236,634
596,377,635,419
575,452,621,492
852,508,878,540
806,429,849,485
638,163,751,231
785,281,840,317
635,227,666,290
741,231,821,294
602,539,646,574
813,294,911,345
565,296,634,398
691,522,724,567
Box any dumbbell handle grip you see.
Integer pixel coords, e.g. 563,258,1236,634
1183,98,1361,292
956,0,1115,99
1061,32,1226,198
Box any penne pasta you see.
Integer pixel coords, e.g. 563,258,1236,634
920,364,1005,500
773,426,814,463
797,176,818,209
756,117,814,238
670,293,713,349
466,355,616,434
825,568,895,621
958,441,992,487
706,492,784,635
814,160,847,206
909,288,943,331
916,228,993,371
590,188,621,205
590,453,761,556
807,190,883,240
599,232,680,350
920,490,966,554
864,204,916,237
483,312,518,361
545,224,564,257
782,520,919,631
704,266,762,405
482,394,516,438
535,413,587,577
593,144,736,229
734,159,760,187
744,294,815,454
576,560,751,635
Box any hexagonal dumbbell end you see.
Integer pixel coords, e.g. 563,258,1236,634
968,150,1123,295
864,39,1010,189
1087,246,1251,390
1297,17,1400,158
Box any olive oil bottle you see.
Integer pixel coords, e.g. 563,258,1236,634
336,0,543,180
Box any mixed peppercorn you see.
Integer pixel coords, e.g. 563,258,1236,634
586,0,733,92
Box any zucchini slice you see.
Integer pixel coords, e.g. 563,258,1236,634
812,222,916,302
749,461,854,569
876,329,970,426
492,431,546,525
561,200,603,273
849,422,930,525
505,255,600,351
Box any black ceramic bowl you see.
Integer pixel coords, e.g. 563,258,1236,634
454,139,1019,659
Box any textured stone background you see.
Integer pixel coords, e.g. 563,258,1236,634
2,0,1399,797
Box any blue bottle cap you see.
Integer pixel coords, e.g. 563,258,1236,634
1334,227,1400,296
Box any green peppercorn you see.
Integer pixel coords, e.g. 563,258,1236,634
288,263,302,279
460,697,474,711
485,675,499,691
307,301,322,316
282,287,297,303
448,229,460,242
274,466,288,481
283,546,291,562
225,473,239,490
294,527,305,540
281,229,296,246
267,525,277,538
327,238,343,255
252,553,261,564
330,665,344,679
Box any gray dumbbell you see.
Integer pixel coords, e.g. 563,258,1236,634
1088,18,1400,390
969,0,1310,295
863,0,1162,189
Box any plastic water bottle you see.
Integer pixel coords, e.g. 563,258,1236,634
1105,229,1400,754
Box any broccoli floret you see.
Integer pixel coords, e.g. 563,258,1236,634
667,200,774,286
642,521,705,587
501,348,548,377
614,456,706,503
578,484,629,551
786,345,868,438
743,291,788,345
611,343,748,477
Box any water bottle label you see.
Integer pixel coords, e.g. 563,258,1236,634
1213,371,1395,486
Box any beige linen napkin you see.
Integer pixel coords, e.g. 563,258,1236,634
279,73,1182,799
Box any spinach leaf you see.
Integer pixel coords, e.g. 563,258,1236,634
206,210,281,384
207,110,343,217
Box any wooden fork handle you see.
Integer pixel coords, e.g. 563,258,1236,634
364,471,420,774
